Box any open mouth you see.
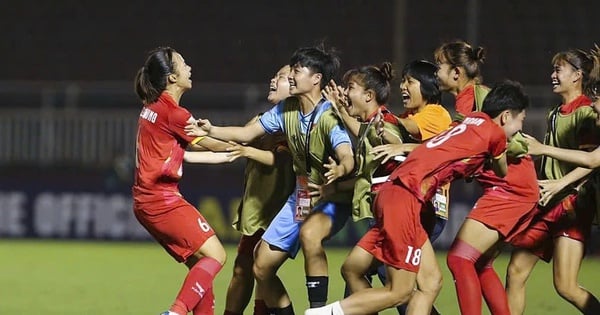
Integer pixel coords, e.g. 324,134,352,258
551,79,560,89
401,91,410,104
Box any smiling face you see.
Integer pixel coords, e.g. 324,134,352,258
435,60,457,92
551,60,581,96
288,63,321,96
170,52,192,90
400,75,426,111
267,65,291,104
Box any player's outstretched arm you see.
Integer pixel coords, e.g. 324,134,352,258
183,151,234,164
225,141,276,166
185,119,265,144
524,133,600,169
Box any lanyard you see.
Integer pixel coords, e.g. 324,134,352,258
303,99,325,174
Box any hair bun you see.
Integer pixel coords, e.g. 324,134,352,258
379,62,395,81
473,46,486,63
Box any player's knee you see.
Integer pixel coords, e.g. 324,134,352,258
387,286,414,308
446,252,467,275
506,261,529,285
252,259,273,282
299,225,324,250
421,269,443,295
553,275,578,301
232,255,253,279
340,261,358,282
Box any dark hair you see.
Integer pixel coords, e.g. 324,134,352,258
553,48,600,100
342,61,394,104
481,80,530,118
401,60,441,104
134,47,176,104
289,45,341,89
434,40,485,83
590,44,600,101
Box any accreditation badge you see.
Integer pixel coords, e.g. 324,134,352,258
294,176,312,222
433,183,450,220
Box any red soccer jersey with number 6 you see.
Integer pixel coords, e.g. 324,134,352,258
133,92,201,205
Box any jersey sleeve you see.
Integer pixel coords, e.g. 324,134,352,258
488,124,508,159
258,101,285,134
409,105,452,141
168,107,198,144
329,124,351,149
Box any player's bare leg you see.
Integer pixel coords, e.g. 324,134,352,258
406,240,441,315
505,248,539,315
340,246,379,294
553,237,600,314
300,211,334,307
253,240,291,310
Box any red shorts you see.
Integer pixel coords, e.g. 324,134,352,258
357,182,428,273
468,194,538,243
237,229,264,256
134,197,215,263
511,194,593,262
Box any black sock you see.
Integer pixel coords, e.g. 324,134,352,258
274,304,295,315
306,276,329,308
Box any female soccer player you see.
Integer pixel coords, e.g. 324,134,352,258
223,65,295,315
360,60,452,315
435,40,540,315
132,47,226,315
506,48,600,315
306,81,528,315
185,46,354,314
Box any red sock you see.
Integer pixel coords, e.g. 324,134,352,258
170,257,223,314
447,240,483,315
478,260,510,315
193,287,214,315
254,299,268,315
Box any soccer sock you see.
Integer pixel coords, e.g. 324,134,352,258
447,239,483,315
306,276,328,307
253,299,268,315
170,256,223,314
193,286,214,315
273,304,294,315
478,259,510,315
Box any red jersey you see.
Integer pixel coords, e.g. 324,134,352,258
132,93,201,204
370,105,402,177
475,155,539,202
455,85,476,117
389,112,507,202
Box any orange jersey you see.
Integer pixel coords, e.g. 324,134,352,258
132,92,201,205
400,104,452,141
389,112,507,202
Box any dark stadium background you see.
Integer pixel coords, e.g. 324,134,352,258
0,0,598,251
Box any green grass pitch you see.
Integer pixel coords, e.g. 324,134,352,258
1,240,599,314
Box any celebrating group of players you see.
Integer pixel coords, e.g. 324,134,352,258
131,41,600,315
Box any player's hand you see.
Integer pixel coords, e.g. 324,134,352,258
538,179,562,206
185,119,212,136
323,156,344,184
322,80,349,117
225,141,247,162
371,144,407,164
308,182,336,200
522,133,543,155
